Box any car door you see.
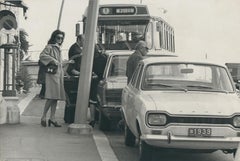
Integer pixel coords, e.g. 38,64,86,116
127,64,144,134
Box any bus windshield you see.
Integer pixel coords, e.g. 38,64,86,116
97,20,148,50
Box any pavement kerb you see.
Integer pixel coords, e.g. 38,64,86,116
15,87,119,161
93,130,119,161
18,87,40,115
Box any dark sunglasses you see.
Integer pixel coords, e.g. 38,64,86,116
56,36,64,40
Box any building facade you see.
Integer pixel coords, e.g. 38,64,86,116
0,0,27,94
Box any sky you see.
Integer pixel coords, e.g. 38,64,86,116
20,0,240,63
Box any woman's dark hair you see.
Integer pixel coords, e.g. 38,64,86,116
47,29,65,45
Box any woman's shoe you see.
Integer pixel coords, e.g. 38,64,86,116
89,121,95,128
41,120,47,127
48,119,61,127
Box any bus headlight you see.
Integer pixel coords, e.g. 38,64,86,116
148,113,167,126
233,116,240,127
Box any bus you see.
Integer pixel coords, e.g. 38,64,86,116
77,4,175,54
70,4,176,130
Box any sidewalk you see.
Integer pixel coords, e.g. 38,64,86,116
0,87,102,161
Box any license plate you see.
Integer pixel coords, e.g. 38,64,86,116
188,128,212,137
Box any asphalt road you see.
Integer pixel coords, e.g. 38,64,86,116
103,130,235,161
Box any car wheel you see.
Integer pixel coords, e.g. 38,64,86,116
139,140,152,161
233,149,237,158
124,123,136,146
99,110,110,131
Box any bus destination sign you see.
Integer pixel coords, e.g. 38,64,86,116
99,7,136,15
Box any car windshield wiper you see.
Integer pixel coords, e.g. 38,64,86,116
148,83,188,92
186,85,213,89
187,85,229,93
148,83,173,88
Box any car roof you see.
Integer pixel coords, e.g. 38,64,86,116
142,56,226,67
104,50,178,57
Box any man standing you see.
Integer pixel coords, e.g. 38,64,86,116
67,34,84,76
126,41,149,83
64,35,84,123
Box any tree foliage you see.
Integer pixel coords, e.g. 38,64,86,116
14,28,30,60
19,29,29,53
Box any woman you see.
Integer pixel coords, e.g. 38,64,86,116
39,30,66,127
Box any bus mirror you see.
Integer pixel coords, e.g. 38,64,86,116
76,21,83,36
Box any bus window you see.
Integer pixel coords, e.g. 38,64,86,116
80,4,175,54
145,22,153,49
97,20,149,50
157,21,163,49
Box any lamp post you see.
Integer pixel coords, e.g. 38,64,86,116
57,0,65,29
68,0,100,135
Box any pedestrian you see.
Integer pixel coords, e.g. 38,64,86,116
126,40,149,83
39,29,66,127
67,34,84,76
63,35,84,123
89,44,107,127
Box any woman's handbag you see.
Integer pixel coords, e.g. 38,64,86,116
46,63,58,74
38,60,58,74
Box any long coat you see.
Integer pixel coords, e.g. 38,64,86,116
39,44,66,100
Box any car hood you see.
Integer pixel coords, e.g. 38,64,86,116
144,91,240,116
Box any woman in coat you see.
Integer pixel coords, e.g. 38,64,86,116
39,30,66,127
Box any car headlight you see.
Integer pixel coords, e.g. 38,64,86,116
148,113,167,126
233,116,240,127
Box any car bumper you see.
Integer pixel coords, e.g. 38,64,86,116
141,125,240,149
141,133,240,149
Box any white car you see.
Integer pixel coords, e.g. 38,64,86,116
121,57,240,161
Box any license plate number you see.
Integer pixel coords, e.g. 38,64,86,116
188,128,211,137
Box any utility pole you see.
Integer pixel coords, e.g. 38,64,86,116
68,0,99,135
57,0,65,29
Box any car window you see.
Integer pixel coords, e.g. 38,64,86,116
142,63,234,92
108,55,129,77
135,65,144,88
130,64,142,87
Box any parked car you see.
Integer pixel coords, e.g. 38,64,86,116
121,57,240,161
97,52,129,130
96,51,176,131
226,63,240,90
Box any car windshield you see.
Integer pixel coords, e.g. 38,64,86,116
97,20,148,50
108,55,129,77
142,63,234,92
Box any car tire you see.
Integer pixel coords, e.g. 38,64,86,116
233,149,237,158
139,140,152,161
99,110,110,131
124,124,136,146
